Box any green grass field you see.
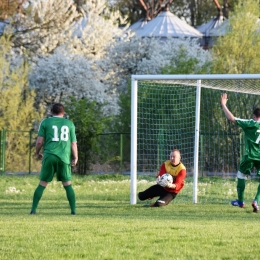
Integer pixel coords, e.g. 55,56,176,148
0,174,259,260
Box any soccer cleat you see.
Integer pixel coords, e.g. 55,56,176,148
231,200,245,208
252,200,259,213
71,211,76,215
29,210,36,215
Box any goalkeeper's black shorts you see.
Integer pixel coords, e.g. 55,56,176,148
138,184,177,206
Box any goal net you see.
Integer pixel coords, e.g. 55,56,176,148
130,74,260,205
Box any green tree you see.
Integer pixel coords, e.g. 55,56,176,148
112,82,131,134
172,0,219,26
212,0,260,74
110,82,131,169
108,0,143,25
0,35,44,172
64,96,112,174
161,49,212,75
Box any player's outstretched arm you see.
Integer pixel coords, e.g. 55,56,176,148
220,93,236,122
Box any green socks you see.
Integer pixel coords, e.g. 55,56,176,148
31,184,76,214
236,179,260,203
31,185,46,212
237,178,245,202
64,184,76,214
254,184,260,203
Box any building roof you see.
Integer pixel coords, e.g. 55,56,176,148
135,11,202,38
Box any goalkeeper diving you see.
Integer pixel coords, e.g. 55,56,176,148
138,149,186,207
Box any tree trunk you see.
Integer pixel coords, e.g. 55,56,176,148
189,0,196,26
223,0,229,18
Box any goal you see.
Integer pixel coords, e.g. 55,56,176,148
130,74,260,204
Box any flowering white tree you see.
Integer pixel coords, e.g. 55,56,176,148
15,0,127,112
10,0,78,58
101,34,213,92
10,0,127,60
10,0,213,116
29,49,118,114
69,0,128,59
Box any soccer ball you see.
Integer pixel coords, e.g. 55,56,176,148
160,173,173,184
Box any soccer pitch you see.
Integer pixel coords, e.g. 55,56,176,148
0,174,259,260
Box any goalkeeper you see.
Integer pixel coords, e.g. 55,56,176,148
221,93,260,213
138,149,186,207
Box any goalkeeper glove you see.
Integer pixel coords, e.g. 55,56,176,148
156,176,168,187
156,176,160,184
167,183,176,189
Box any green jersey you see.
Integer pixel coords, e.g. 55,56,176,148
236,118,260,160
38,116,77,164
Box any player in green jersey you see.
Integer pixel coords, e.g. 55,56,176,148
221,93,260,213
30,103,78,215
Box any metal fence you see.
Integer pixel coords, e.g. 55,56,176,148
0,128,247,177
0,128,131,174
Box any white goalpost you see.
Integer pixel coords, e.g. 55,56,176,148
130,74,260,204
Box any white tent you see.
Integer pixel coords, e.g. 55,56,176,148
197,15,225,37
128,18,147,32
196,15,226,47
136,11,202,38
209,19,230,37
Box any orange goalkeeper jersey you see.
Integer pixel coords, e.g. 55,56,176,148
158,160,186,194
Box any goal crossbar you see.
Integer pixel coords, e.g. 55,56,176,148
132,74,260,81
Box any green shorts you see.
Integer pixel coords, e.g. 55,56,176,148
40,154,72,182
239,155,260,176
